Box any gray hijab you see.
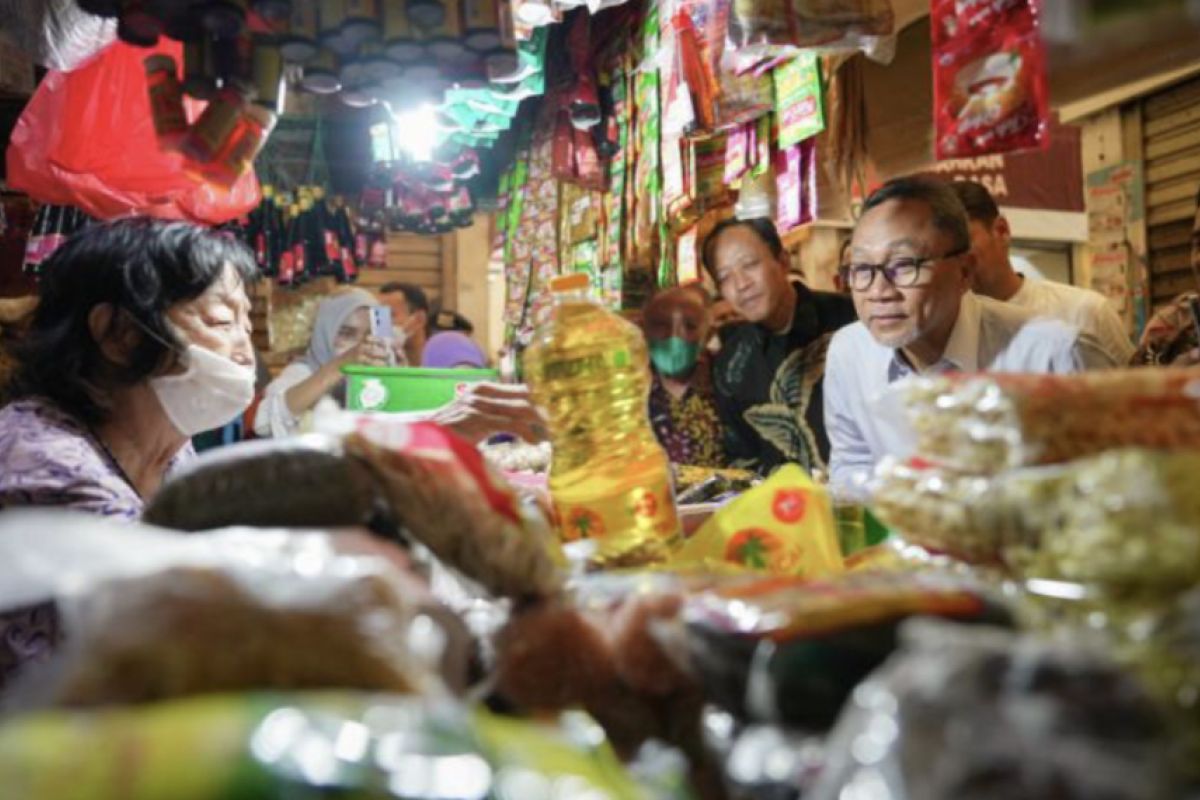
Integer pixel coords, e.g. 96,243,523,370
301,289,377,371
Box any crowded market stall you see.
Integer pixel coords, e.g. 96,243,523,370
1,1,1199,798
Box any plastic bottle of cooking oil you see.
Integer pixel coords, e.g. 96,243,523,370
523,273,681,550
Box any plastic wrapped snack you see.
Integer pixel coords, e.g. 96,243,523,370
871,458,1072,563
899,368,1200,473
875,450,1200,590
680,570,1009,728
810,620,1182,800
0,692,660,800
0,514,449,708
343,418,565,599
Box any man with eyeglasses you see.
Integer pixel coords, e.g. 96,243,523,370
824,176,1119,497
950,180,1135,365
703,217,857,474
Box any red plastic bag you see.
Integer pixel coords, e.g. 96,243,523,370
5,39,259,224
932,0,1049,159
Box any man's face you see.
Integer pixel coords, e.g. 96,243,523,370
710,225,792,324
383,293,425,340
848,198,971,351
642,289,710,346
966,216,1009,293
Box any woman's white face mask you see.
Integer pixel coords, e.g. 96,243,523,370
149,344,256,436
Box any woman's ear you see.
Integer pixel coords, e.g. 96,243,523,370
88,304,140,367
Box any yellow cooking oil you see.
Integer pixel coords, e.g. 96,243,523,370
523,273,681,549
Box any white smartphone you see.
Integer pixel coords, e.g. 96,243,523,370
369,305,394,340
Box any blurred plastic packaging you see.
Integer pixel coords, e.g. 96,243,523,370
679,570,1009,728
0,691,663,800
809,620,1181,800
0,512,453,709
895,368,1200,473
873,449,1200,593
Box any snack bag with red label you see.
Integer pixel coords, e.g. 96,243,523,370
669,464,844,577
343,418,566,598
932,0,1049,159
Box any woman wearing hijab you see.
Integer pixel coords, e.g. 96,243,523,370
422,331,487,368
255,289,391,438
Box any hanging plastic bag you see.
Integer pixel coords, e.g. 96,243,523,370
6,39,260,224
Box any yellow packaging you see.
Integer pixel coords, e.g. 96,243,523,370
670,464,844,577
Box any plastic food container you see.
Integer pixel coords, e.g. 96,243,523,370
343,365,498,412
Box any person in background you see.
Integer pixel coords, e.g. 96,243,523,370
255,289,391,438
378,282,429,366
0,219,258,517
1134,184,1200,367
256,290,547,444
423,331,487,368
824,176,1119,497
704,217,857,474
950,180,1135,364
429,304,475,336
642,284,727,467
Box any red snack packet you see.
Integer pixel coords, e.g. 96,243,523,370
933,0,1049,159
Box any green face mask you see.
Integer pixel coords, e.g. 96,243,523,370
648,336,701,377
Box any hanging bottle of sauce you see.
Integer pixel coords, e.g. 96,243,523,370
182,85,247,164
251,37,287,115
144,54,189,150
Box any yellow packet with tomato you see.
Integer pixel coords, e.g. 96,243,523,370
669,465,844,577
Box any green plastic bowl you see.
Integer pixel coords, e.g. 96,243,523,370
343,365,498,413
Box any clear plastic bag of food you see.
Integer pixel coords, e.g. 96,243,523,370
874,449,1200,592
726,0,895,71
0,691,665,800
897,368,1200,473
809,619,1182,800
0,512,453,709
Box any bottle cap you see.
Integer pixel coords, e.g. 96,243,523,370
549,273,589,293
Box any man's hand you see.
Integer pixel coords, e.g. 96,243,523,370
430,382,549,443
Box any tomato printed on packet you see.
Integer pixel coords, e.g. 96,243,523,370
932,0,1049,159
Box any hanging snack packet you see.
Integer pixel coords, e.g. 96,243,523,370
670,465,844,577
932,0,1049,159
773,51,824,149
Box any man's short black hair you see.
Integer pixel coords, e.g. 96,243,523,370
862,176,972,254
948,180,1001,226
379,282,429,314
11,218,258,425
701,217,786,281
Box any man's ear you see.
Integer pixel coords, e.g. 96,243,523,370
994,215,1012,246
88,305,141,367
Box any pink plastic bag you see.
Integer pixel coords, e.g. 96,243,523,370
6,40,259,224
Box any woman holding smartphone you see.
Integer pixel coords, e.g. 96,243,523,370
255,289,547,443
254,289,392,438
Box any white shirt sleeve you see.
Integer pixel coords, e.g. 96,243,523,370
1081,296,1136,366
254,361,316,439
823,332,877,500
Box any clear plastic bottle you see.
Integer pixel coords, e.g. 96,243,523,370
523,273,681,549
